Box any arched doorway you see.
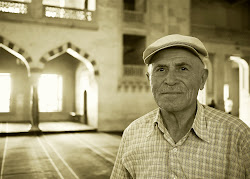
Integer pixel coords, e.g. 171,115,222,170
0,44,31,122
39,43,98,128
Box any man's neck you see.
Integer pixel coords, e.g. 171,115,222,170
160,103,197,143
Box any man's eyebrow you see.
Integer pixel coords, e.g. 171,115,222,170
153,64,168,67
153,63,192,68
175,62,192,68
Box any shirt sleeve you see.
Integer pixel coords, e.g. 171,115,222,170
242,126,250,179
110,129,132,179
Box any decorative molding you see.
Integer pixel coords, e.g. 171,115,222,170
94,70,99,76
91,60,96,66
39,42,99,76
26,57,32,63
0,35,33,63
118,78,150,92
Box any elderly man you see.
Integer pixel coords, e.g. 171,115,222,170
111,34,250,178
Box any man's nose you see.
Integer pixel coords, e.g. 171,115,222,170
163,70,177,86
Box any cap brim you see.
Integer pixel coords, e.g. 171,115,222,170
144,44,204,64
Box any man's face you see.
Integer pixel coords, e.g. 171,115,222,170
147,47,208,112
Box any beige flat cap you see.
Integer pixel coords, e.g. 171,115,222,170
143,34,208,64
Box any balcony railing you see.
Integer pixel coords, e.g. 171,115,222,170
0,1,97,29
0,0,29,14
123,65,146,77
123,10,145,23
44,5,93,21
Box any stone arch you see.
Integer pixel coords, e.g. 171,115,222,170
39,42,99,76
0,35,31,75
38,42,99,128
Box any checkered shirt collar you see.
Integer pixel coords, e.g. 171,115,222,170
150,101,210,143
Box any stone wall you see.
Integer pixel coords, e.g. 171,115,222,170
0,0,249,130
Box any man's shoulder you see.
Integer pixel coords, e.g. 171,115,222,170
123,108,159,134
203,105,249,133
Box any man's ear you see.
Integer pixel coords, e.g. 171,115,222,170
199,69,208,90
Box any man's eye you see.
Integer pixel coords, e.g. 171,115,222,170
180,67,188,71
157,68,165,72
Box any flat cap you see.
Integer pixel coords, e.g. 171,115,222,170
143,34,208,64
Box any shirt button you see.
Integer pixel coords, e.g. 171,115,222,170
173,148,178,153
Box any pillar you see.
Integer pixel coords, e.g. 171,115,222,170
213,53,225,111
230,56,250,126
29,69,42,133
28,0,43,19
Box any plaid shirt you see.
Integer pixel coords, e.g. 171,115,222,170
111,102,250,179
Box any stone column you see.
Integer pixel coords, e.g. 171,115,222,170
28,0,43,19
213,53,225,111
29,69,42,133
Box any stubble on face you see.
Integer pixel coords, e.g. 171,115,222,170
147,47,207,113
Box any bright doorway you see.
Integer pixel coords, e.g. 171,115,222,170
0,73,11,112
38,74,63,112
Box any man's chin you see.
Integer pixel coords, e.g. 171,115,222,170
158,102,185,112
